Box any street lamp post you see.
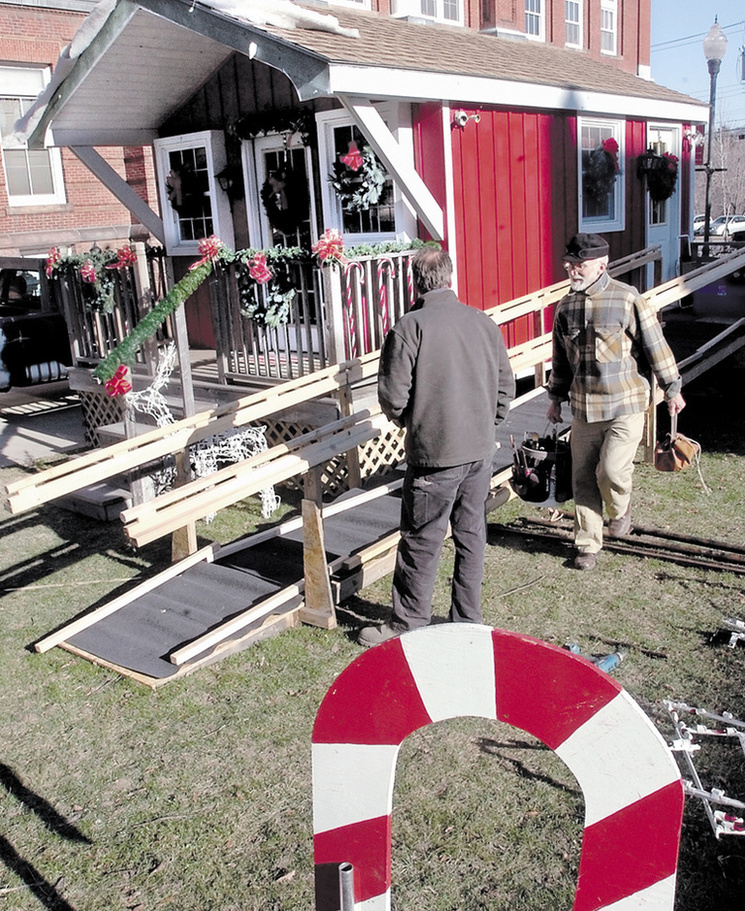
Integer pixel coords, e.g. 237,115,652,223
702,19,728,258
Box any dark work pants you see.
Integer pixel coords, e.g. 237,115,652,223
389,457,492,632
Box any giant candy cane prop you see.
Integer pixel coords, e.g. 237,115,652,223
313,625,684,910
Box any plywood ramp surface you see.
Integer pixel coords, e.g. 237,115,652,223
54,490,403,685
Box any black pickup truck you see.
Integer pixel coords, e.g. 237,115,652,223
0,261,71,393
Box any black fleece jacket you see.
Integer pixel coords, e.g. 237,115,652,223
377,288,515,468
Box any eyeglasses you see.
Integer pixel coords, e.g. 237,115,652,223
562,260,593,271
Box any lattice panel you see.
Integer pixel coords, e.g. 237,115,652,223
79,389,125,447
359,425,406,481
262,417,403,498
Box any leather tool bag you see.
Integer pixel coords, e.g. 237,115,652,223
654,413,701,472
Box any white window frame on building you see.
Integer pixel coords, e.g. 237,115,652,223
565,0,583,48
153,130,234,256
0,65,66,209
525,0,545,41
600,0,617,55
389,0,463,26
316,105,417,246
578,117,625,233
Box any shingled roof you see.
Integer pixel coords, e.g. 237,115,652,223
261,3,704,110
27,0,706,151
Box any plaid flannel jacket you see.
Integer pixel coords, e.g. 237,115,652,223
547,271,682,423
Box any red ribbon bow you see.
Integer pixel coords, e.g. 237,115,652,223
104,364,132,397
312,229,346,264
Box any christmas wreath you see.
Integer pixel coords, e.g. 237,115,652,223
330,142,387,212
236,247,303,328
583,138,619,204
637,149,679,202
260,166,310,236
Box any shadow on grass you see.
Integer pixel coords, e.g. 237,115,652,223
477,738,582,796
0,763,90,911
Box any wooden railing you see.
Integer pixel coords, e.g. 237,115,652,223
209,250,417,383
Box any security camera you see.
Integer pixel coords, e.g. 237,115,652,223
453,110,469,128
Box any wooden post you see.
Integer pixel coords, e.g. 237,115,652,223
299,466,336,628
322,262,346,366
131,242,159,377
337,366,362,491
151,250,199,560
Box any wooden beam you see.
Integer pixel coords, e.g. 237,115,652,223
298,499,337,629
121,411,392,546
71,146,165,242
4,352,380,515
339,96,444,240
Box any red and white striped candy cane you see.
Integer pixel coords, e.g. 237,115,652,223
405,254,415,309
343,261,364,358
313,624,684,911
376,257,396,337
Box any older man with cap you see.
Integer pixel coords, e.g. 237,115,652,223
546,233,686,570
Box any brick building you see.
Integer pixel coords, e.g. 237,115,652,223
0,0,157,256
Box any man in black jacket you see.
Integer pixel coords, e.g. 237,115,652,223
358,247,515,647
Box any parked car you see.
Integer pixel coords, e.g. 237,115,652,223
694,214,745,237
0,263,71,392
692,214,707,230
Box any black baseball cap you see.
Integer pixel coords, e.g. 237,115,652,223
562,233,610,262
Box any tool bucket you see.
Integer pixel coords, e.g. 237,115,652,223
511,431,572,507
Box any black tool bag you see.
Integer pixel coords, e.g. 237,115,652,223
510,431,573,507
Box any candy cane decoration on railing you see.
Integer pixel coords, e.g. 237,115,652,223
405,254,415,310
376,257,396,338
313,625,684,911
343,261,364,358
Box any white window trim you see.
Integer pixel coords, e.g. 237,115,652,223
600,0,617,56
153,130,234,256
389,0,464,27
1,65,67,208
524,0,545,42
565,0,583,49
578,117,625,234
316,105,417,246
243,132,318,249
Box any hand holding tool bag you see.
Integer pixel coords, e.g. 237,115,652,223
654,413,701,472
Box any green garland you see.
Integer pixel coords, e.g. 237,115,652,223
92,260,213,383
82,236,433,384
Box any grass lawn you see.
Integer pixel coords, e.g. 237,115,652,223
1,360,745,910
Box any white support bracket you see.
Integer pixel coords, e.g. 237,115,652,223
338,95,444,240
70,145,165,243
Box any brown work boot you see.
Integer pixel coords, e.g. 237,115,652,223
608,507,632,537
357,623,402,648
573,551,597,571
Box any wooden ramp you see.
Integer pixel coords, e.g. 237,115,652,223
35,482,404,687
32,389,549,687
17,245,745,684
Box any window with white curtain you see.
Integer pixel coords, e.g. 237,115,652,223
600,0,617,55
0,66,66,208
525,0,545,40
565,0,582,48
